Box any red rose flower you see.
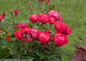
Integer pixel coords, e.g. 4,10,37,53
47,29,52,34
53,32,68,46
49,17,56,24
29,14,38,22
38,13,50,23
5,34,11,41
64,27,71,35
14,28,24,39
58,15,63,21
38,31,50,43
29,28,39,39
39,0,44,1
23,26,31,35
0,15,3,20
46,0,50,4
2,11,6,16
15,23,27,28
14,9,19,15
23,37,31,42
55,21,68,33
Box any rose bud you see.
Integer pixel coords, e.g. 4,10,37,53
38,31,50,43
56,15,63,21
38,13,50,24
46,0,50,4
55,21,68,33
15,23,27,28
53,32,68,46
12,49,15,51
53,3,56,7
0,15,3,21
39,0,44,2
29,14,38,22
5,34,11,41
47,29,52,34
23,37,31,42
22,26,31,35
14,28,24,40
2,11,6,17
49,17,56,24
64,27,71,35
41,45,48,49
14,9,19,15
29,28,39,39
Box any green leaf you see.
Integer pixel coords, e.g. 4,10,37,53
57,48,67,56
13,54,20,59
2,39,11,48
12,42,19,50
48,57,61,61
9,48,17,55
35,48,45,59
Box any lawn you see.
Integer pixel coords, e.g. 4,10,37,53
0,0,86,61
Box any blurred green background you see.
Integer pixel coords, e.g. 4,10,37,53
0,0,86,61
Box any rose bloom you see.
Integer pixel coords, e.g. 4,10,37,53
64,27,71,35
38,31,50,43
29,14,38,22
23,37,31,42
14,28,24,39
29,28,39,39
48,10,63,21
38,13,50,24
14,9,19,15
22,26,31,35
15,23,27,28
49,17,56,24
55,21,68,33
0,15,3,20
53,32,68,46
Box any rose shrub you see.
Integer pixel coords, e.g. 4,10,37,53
0,0,72,61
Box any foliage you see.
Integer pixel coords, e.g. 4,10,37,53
72,37,86,61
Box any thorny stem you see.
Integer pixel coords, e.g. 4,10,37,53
43,4,47,12
39,1,43,12
48,24,52,30
17,40,23,58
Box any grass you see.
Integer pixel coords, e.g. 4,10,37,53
0,0,86,61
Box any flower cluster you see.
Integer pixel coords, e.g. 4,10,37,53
14,10,71,46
